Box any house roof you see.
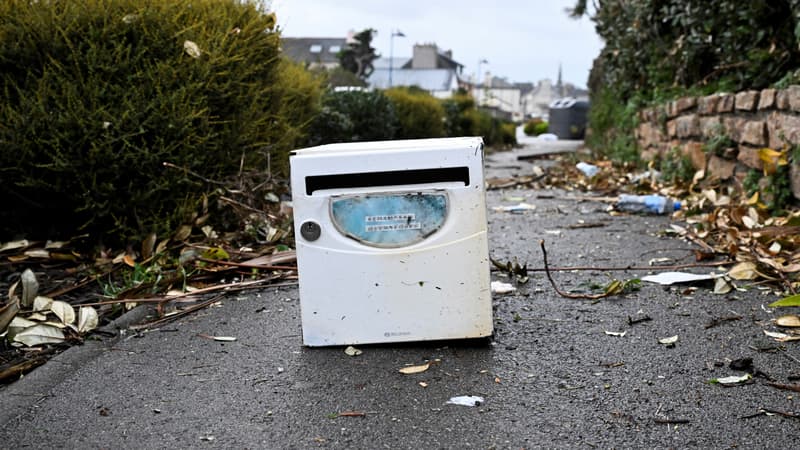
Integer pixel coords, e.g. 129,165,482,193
514,82,535,95
373,57,412,70
487,76,516,89
368,68,457,92
281,37,346,65
434,51,464,71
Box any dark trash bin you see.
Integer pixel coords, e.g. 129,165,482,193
548,98,589,139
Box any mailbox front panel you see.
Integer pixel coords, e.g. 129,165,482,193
290,137,492,346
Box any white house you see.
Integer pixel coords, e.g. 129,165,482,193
368,43,464,98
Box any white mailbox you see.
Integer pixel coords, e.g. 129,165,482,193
290,137,492,346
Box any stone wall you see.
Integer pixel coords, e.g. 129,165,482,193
635,86,800,200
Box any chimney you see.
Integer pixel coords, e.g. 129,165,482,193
412,43,438,69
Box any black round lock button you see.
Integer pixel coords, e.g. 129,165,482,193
300,221,321,241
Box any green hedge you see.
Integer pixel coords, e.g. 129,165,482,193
573,0,800,162
0,0,320,243
384,87,445,139
306,87,517,149
523,118,548,136
441,93,516,147
307,89,396,145
576,1,800,102
442,94,477,137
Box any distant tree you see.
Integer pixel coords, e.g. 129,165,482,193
325,66,368,88
339,28,379,80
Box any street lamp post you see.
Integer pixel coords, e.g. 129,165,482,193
389,29,405,88
476,58,488,105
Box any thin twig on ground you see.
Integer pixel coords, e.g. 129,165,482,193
704,315,743,329
196,258,297,271
130,293,226,330
766,381,800,393
652,418,690,424
217,195,279,220
539,240,615,300
163,161,227,186
519,260,731,273
741,408,800,420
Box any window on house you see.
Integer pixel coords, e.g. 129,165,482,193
329,45,341,53
309,44,322,53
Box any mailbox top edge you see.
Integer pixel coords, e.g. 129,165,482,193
291,136,484,158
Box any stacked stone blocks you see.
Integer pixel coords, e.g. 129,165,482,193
635,86,800,200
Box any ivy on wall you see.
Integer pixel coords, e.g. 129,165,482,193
574,0,800,102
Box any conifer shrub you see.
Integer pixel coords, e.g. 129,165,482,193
0,0,320,243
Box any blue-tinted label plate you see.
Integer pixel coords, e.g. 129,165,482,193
330,192,448,248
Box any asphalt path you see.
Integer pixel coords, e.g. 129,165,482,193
2,139,798,449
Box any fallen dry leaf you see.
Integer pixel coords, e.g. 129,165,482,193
26,312,47,322
399,362,430,375
122,254,136,267
659,335,679,345
604,330,627,337
50,300,75,325
33,296,52,312
344,346,362,357
197,333,237,342
727,262,758,281
0,298,20,334
20,268,38,308
713,277,733,294
776,315,800,327
0,239,30,253
13,323,65,346
24,249,50,258
183,40,202,58
77,307,99,333
764,330,790,339
711,373,752,385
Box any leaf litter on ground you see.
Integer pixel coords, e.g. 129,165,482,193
0,172,298,380
491,153,799,303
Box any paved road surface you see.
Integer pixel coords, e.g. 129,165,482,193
1,139,797,448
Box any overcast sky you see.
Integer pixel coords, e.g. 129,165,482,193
268,0,604,88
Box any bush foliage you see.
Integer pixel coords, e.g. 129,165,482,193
0,0,320,243
441,93,516,147
572,0,800,161
384,87,446,139
307,89,397,145
574,0,800,102
523,118,548,136
309,87,517,148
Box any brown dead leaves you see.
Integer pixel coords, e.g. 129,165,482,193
491,154,799,292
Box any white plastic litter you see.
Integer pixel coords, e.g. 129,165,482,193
575,162,599,177
492,203,536,214
631,170,662,183
491,281,516,294
446,395,484,407
537,133,558,141
641,272,721,285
